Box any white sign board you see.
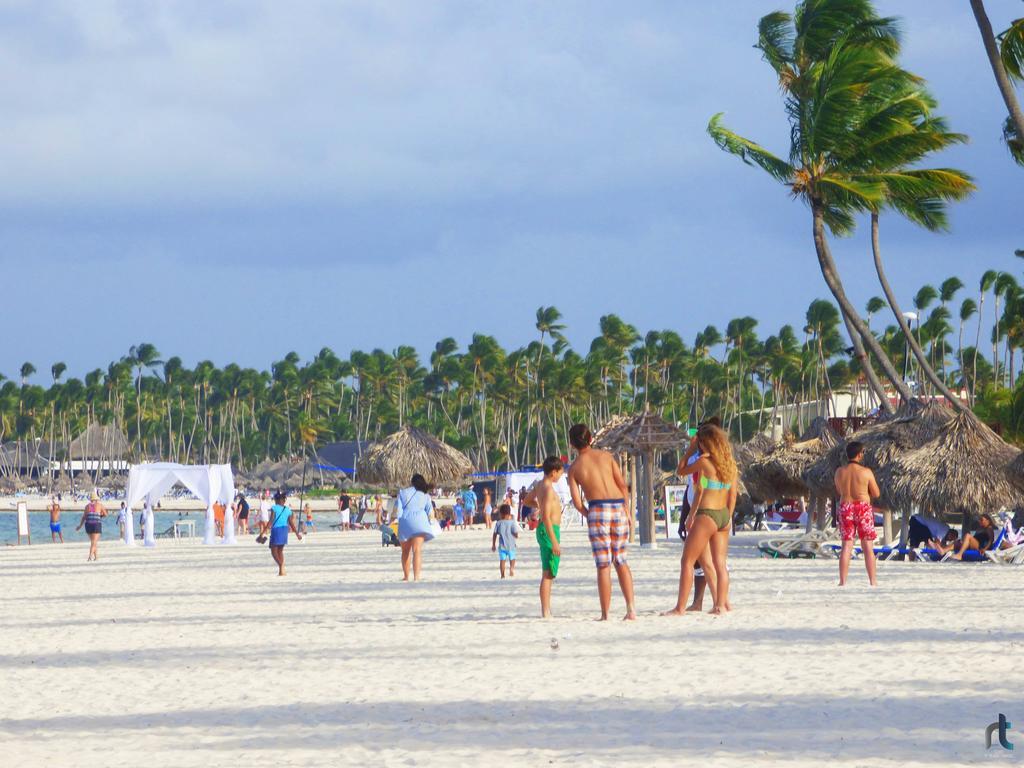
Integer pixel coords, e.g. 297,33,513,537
16,501,30,544
665,485,686,541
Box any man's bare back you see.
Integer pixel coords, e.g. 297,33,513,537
534,480,563,528
834,462,880,504
568,447,628,509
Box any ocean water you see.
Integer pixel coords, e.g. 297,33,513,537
0,510,334,546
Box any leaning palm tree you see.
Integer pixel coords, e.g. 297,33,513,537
969,1,1024,159
709,1,917,403
850,73,974,412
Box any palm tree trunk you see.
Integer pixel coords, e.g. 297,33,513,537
840,311,893,414
869,214,967,411
970,0,1024,143
975,290,985,399
812,204,915,404
958,319,968,404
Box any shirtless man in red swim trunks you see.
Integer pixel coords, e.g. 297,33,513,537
833,440,880,587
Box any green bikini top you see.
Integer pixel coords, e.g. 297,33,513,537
700,475,732,491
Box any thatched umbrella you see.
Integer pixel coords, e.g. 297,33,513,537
804,401,955,507
356,426,473,489
890,411,1023,521
734,433,778,503
593,408,687,547
743,418,839,505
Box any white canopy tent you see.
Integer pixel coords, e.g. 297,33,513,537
124,463,236,546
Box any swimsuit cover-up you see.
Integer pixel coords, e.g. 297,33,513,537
396,488,435,543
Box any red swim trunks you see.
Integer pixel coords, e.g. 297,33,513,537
839,501,876,542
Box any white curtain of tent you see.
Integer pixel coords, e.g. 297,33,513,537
124,463,236,547
219,464,237,545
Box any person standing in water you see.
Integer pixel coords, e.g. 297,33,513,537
834,441,880,586
663,423,737,616
75,492,108,562
566,424,637,621
268,491,302,576
49,496,63,543
533,457,565,618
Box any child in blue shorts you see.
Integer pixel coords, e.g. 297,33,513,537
491,504,519,578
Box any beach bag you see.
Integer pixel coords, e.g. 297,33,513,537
429,519,443,538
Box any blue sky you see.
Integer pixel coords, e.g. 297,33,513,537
1,0,1021,380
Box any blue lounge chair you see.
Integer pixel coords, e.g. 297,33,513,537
914,527,1006,563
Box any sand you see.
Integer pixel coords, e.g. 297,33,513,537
0,527,1020,767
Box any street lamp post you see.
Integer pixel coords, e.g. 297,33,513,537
902,311,918,399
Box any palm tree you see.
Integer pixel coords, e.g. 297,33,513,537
976,270,998,394
709,1,916,404
994,272,1017,386
958,298,978,403
865,296,886,329
19,362,35,387
969,1,1024,157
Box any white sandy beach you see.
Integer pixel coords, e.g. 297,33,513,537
1,527,1020,767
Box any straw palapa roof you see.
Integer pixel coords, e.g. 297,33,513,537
68,424,130,459
802,401,955,505
592,410,687,453
890,411,1023,516
742,417,839,500
356,426,473,488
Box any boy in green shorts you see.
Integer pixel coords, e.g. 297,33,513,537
533,456,565,618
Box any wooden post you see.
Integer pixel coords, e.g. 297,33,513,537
629,453,639,544
804,496,814,534
642,448,656,548
899,507,911,551
882,508,894,545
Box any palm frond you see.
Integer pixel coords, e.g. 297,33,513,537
1005,115,1024,166
999,15,1024,81
794,0,901,62
707,114,795,183
757,11,796,80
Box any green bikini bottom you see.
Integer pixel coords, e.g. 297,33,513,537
696,508,730,531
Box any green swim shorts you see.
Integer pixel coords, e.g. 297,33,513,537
536,523,561,578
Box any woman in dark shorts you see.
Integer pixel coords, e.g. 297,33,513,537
76,492,108,562
268,491,302,576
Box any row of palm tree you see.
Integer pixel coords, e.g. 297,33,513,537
3,270,1024,480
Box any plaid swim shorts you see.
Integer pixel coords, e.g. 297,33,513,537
587,499,629,567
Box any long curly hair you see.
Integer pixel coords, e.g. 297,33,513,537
697,423,737,485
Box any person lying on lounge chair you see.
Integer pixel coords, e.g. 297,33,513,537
921,530,959,560
929,514,997,560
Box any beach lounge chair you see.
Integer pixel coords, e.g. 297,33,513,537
823,539,915,561
986,542,1024,565
914,527,1007,563
758,528,838,559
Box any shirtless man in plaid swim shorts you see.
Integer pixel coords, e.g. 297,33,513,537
567,423,637,621
833,440,881,587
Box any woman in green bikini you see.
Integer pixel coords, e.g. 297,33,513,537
663,423,738,616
